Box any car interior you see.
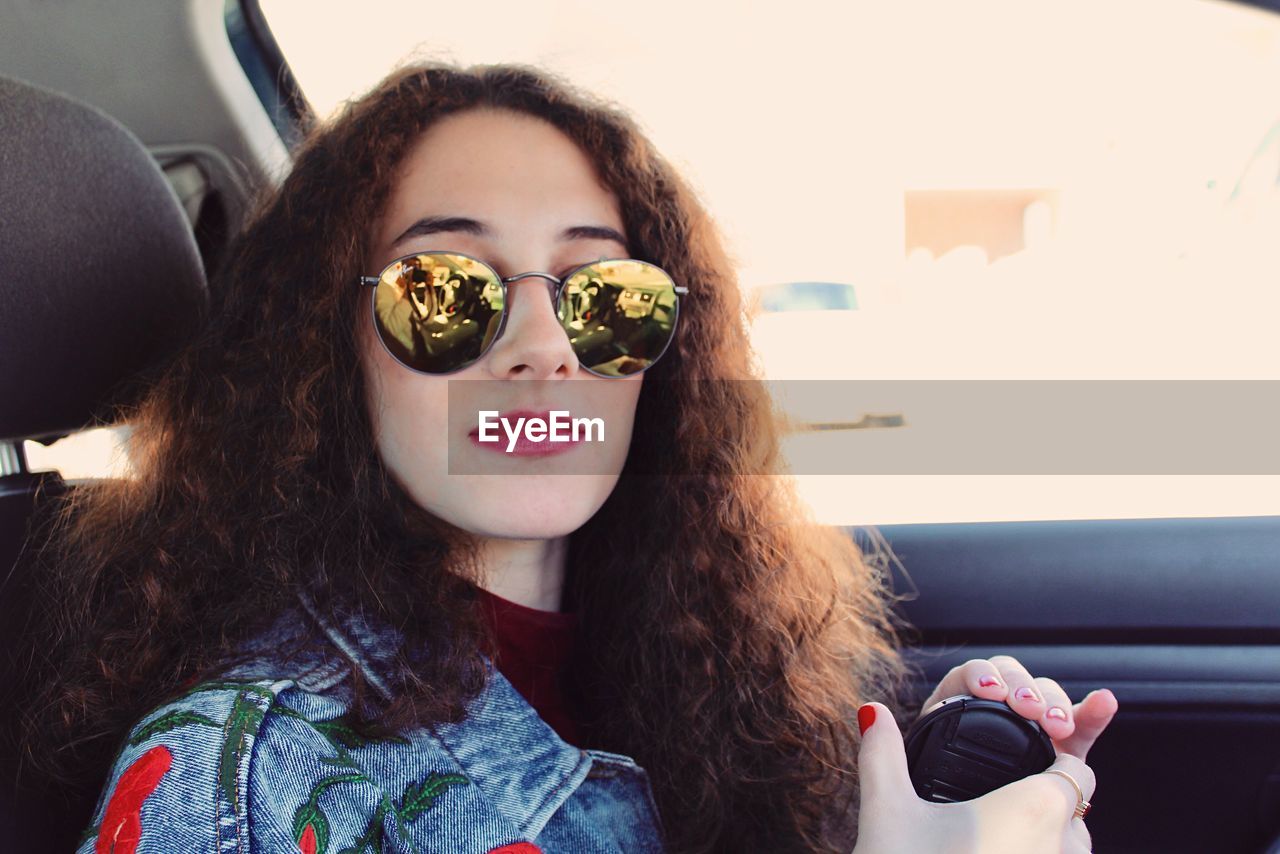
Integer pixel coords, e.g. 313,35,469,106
2,1,1279,852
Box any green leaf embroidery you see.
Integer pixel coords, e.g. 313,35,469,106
292,773,366,854
180,680,275,703
271,704,309,722
289,770,468,853
274,705,410,750
335,802,388,854
218,690,267,814
313,718,410,750
273,701,469,852
329,773,468,853
398,773,469,823
128,710,220,745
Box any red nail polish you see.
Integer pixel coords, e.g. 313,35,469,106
978,675,1002,688
1014,686,1041,703
858,704,876,735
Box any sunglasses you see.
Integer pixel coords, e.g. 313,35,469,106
358,251,687,377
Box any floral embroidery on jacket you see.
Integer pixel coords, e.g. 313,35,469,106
132,684,469,853
292,770,470,854
121,681,274,814
272,702,470,851
292,771,363,854
94,745,172,854
89,680,483,852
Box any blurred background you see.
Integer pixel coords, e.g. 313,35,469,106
28,0,1280,524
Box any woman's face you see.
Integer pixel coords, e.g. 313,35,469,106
358,108,643,540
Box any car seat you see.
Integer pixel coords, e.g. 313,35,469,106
0,73,208,851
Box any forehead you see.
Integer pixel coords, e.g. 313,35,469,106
375,108,624,251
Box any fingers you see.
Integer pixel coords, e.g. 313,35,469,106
987,655,1051,721
854,702,914,805
1032,676,1075,741
1054,689,1120,762
1041,752,1097,811
918,657,1009,712
968,751,1097,852
1043,754,1097,851
916,655,1118,768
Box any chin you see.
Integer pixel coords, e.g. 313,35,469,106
480,520,586,540
466,510,594,541
427,473,621,541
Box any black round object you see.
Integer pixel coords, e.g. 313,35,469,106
903,694,1056,803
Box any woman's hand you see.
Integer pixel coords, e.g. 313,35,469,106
851,656,1119,853
851,699,1111,854
915,656,1117,753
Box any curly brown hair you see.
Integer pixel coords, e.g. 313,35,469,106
17,62,909,852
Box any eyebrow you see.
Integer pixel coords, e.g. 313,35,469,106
389,215,628,252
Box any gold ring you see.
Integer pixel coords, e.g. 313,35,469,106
1045,769,1092,820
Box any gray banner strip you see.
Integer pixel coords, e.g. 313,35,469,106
775,380,1280,474
445,380,1280,474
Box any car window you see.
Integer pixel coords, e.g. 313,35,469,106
25,426,134,482
36,0,1280,524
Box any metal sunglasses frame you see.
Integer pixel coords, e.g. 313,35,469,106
357,250,688,377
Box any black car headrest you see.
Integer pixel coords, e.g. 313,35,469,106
0,75,208,443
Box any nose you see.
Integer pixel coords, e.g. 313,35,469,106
482,274,578,380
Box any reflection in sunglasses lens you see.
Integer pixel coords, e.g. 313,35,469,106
373,254,679,376
373,253,505,373
559,260,679,377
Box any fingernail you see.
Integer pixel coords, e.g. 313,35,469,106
978,675,1002,688
1046,706,1068,722
1014,686,1042,703
858,704,876,735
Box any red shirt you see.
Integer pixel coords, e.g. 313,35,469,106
475,586,584,747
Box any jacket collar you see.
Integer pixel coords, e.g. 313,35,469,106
429,655,594,837
288,589,593,838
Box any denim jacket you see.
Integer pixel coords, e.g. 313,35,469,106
76,596,666,853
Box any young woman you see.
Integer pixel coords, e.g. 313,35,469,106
20,63,1116,853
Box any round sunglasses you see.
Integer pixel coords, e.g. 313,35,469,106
358,251,687,377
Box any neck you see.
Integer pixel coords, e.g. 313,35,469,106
477,535,568,612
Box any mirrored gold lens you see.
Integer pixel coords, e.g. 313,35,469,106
372,253,505,373
559,259,680,376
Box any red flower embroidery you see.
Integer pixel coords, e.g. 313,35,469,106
297,823,318,854
488,844,543,854
96,745,173,854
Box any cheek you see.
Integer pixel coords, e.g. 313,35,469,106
601,376,643,466
374,373,450,464
358,305,452,508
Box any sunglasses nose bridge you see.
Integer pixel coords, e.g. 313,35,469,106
501,271,568,307
502,271,562,286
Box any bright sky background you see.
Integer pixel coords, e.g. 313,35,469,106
33,0,1280,524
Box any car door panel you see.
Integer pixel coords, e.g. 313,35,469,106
868,516,1280,853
